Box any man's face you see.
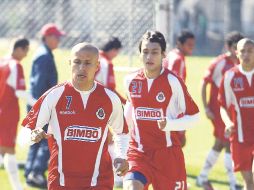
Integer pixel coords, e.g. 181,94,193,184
140,40,165,73
237,42,254,69
16,46,29,60
46,35,61,50
179,38,195,56
107,48,121,60
70,49,99,90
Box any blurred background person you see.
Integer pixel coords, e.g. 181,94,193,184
196,31,244,190
163,29,195,147
218,38,254,190
25,23,65,189
95,36,126,104
0,37,35,190
95,36,126,188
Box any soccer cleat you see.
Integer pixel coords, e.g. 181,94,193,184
196,175,214,190
26,172,47,189
230,183,243,190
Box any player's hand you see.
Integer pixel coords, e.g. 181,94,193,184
224,125,235,139
157,117,167,130
31,128,52,143
205,107,215,120
114,158,129,176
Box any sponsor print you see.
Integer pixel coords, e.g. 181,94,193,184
64,125,102,142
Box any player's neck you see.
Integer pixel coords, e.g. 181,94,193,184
242,62,254,72
72,81,95,91
144,67,162,79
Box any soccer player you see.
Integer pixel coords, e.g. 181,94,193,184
123,31,199,190
21,42,129,190
163,29,195,147
218,38,254,190
0,37,35,190
196,31,244,190
95,36,126,187
95,36,126,104
25,23,65,188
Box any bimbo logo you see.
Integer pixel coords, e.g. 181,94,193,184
135,107,163,121
64,125,101,142
239,97,254,108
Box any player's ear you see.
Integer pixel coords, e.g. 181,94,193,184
95,60,100,72
162,51,166,58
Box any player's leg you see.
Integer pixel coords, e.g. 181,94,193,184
196,137,223,186
224,141,240,190
123,171,147,190
27,139,49,188
240,170,254,190
1,146,23,190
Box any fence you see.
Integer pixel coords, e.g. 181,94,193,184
0,0,155,60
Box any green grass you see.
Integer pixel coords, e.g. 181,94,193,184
0,46,243,189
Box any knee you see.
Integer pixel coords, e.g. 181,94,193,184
123,180,144,190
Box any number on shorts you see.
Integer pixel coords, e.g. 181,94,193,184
174,181,185,190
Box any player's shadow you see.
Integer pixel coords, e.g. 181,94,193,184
187,174,230,186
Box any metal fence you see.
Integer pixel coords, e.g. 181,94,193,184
0,0,155,56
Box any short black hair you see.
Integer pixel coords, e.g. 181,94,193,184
225,31,244,47
13,37,29,50
139,30,166,53
177,29,195,44
99,36,122,52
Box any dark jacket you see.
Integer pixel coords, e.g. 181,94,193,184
29,44,58,100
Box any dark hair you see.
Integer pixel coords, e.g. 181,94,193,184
13,37,29,50
225,31,244,47
139,30,166,53
177,29,195,44
99,36,122,52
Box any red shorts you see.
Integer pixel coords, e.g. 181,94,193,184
211,118,228,142
127,146,187,190
0,120,18,147
48,179,113,190
231,141,254,172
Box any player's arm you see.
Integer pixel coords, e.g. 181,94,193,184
19,91,53,145
106,90,130,176
201,80,214,120
158,74,199,131
218,72,235,137
14,63,36,106
15,90,36,106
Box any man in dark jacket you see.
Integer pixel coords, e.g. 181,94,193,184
25,23,65,188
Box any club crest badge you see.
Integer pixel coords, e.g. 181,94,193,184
96,108,105,120
156,91,165,102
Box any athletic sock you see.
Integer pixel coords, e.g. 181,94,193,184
199,149,220,180
224,152,237,188
0,154,3,167
4,153,23,190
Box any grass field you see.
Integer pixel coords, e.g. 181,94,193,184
0,45,243,190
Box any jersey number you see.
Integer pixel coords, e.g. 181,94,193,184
66,96,72,110
131,81,142,94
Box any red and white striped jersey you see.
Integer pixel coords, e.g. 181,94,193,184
163,49,186,82
219,65,254,143
203,54,237,116
0,57,26,124
22,82,128,188
124,68,199,152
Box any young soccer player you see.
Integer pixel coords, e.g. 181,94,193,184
0,37,35,190
123,30,199,190
218,38,254,190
